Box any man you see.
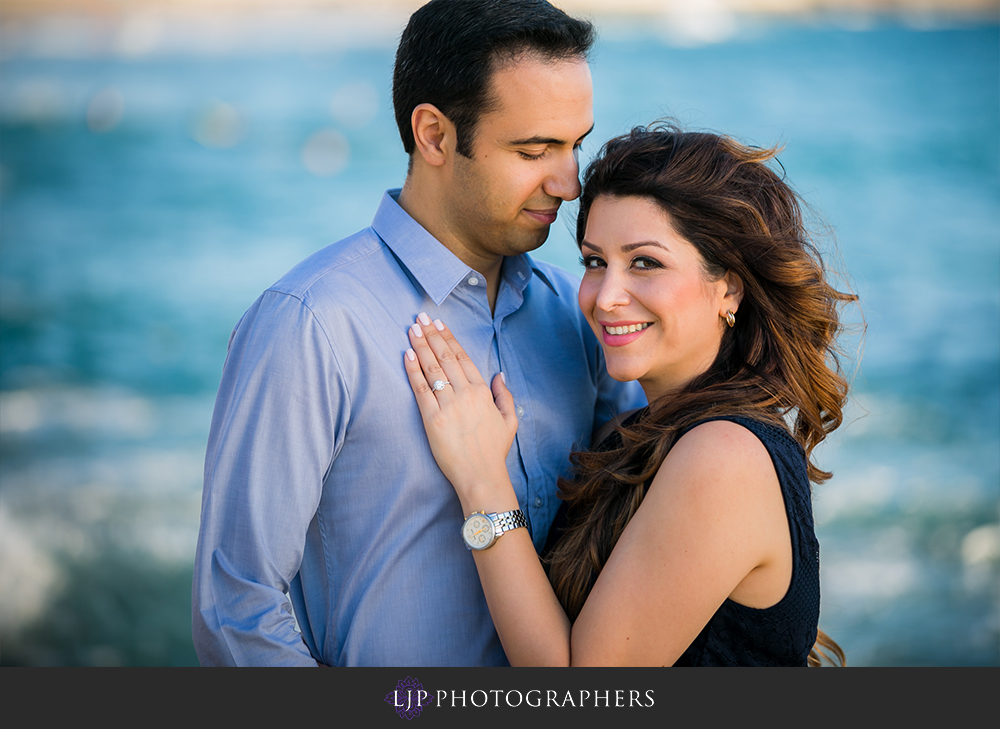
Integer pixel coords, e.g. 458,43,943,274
192,0,645,666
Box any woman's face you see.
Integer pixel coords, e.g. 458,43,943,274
577,195,741,401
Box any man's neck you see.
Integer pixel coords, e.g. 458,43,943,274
398,179,504,314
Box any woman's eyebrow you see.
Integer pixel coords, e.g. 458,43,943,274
621,241,668,253
580,240,668,253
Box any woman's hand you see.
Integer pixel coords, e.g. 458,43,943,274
404,313,518,506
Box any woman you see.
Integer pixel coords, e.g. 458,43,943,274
403,123,856,666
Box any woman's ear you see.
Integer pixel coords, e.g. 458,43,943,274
722,270,744,312
410,103,454,167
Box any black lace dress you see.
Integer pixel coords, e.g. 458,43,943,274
544,411,820,667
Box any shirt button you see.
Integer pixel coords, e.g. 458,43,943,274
534,497,543,508
516,406,525,418
468,276,479,286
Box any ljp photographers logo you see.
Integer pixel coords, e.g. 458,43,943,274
383,676,656,718
385,676,434,720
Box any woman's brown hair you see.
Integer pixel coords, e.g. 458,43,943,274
546,122,856,666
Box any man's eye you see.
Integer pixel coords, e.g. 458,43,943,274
518,150,546,160
579,256,605,269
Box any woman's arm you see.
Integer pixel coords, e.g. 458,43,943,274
403,314,572,665
569,418,792,665
404,315,791,666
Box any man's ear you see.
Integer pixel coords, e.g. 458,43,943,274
411,103,453,167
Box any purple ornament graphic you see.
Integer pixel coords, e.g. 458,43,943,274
384,676,434,720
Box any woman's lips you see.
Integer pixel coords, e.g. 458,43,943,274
600,321,651,347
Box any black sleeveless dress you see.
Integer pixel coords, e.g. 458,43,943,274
544,411,820,667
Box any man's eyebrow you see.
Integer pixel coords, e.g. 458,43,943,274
509,124,595,147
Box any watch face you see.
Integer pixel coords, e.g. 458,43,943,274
462,513,495,550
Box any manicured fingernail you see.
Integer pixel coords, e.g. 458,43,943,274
411,323,423,338
500,372,506,385
433,319,444,331
418,312,431,326
405,348,416,361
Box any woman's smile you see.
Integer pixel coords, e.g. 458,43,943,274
599,320,653,345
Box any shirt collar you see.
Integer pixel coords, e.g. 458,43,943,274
371,190,559,305
525,259,559,297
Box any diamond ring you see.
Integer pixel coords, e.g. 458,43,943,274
431,380,451,392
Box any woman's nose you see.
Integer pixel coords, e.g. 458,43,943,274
595,269,631,311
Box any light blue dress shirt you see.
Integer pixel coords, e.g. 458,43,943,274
192,190,646,666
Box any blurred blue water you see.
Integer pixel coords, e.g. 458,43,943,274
1,19,997,666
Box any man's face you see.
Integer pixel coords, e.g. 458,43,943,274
443,54,594,269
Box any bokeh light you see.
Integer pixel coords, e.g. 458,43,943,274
86,87,125,133
192,101,245,148
301,127,351,176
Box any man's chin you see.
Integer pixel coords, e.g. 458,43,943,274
503,227,550,256
521,232,550,254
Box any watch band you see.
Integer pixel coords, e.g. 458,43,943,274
490,509,528,537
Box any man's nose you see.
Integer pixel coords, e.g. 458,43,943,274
544,149,582,201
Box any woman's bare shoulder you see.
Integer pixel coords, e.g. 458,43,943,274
650,418,778,503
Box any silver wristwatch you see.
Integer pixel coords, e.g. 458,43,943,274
461,509,528,551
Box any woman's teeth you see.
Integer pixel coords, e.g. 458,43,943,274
605,323,650,335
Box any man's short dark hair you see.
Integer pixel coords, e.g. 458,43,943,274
392,0,595,159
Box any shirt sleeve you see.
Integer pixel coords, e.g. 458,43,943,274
191,290,346,666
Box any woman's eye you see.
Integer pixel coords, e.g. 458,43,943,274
579,255,605,269
632,257,662,270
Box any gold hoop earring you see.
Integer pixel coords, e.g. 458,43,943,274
725,310,736,328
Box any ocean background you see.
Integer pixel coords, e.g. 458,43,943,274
1,4,997,666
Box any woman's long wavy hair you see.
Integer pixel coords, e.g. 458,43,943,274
546,122,857,667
